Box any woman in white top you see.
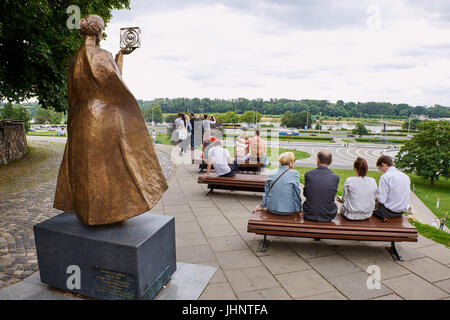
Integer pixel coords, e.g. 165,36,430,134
202,114,216,142
339,157,378,220
173,113,185,146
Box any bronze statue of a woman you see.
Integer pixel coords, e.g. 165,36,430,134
54,14,168,225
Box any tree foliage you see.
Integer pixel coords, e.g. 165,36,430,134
0,103,31,131
0,0,130,112
142,105,163,124
352,122,369,137
240,111,262,124
281,110,311,128
214,111,240,124
34,106,62,124
396,121,450,185
402,118,422,131
136,98,450,118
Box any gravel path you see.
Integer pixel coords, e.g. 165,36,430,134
0,139,174,289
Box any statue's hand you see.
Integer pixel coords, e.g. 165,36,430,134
119,45,136,55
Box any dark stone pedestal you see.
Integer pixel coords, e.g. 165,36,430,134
33,212,176,300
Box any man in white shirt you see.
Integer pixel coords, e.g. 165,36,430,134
201,140,239,178
373,155,411,222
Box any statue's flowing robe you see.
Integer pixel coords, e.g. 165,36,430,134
54,44,168,225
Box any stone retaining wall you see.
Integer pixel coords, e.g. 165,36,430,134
0,120,27,165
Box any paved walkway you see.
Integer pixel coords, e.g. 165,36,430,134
153,145,450,300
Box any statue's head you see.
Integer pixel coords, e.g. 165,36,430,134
80,14,104,45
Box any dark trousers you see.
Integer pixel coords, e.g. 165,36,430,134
373,202,403,220
190,134,195,149
219,159,240,177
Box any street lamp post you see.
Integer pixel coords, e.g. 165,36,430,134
408,115,411,135
319,112,322,134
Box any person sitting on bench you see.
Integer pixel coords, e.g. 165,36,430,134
337,157,378,220
255,152,301,215
249,129,266,167
201,140,239,178
373,155,411,222
303,150,339,222
235,133,250,162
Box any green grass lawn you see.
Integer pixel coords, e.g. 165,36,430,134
409,220,449,247
410,175,450,229
155,133,172,145
27,132,59,136
355,138,408,144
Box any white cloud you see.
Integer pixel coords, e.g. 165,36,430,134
98,0,450,106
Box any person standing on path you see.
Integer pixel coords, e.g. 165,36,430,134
431,217,438,228
439,216,446,230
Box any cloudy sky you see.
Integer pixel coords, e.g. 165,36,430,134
100,0,450,106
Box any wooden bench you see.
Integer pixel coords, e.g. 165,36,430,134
196,160,264,174
198,173,268,195
247,209,418,261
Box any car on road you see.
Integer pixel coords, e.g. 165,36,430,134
347,134,355,137
309,133,318,136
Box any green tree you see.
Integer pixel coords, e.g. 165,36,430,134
0,1,130,112
396,121,450,185
352,122,369,138
281,111,293,128
0,103,31,131
164,114,178,124
142,105,163,124
35,107,51,124
152,105,163,124
215,111,240,124
402,118,422,131
50,109,63,124
240,111,262,124
290,111,311,129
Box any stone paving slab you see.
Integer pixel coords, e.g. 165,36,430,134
236,287,292,300
296,290,348,300
433,279,450,293
306,254,362,279
259,252,311,275
224,266,280,293
399,257,450,282
207,235,248,252
275,269,336,299
327,271,393,300
382,274,449,300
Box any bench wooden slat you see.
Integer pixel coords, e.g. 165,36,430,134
248,210,418,244
248,229,417,242
249,219,417,233
250,210,416,232
198,173,268,194
248,224,417,239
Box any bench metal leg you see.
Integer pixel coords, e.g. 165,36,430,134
387,241,403,261
206,188,214,196
257,235,268,252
